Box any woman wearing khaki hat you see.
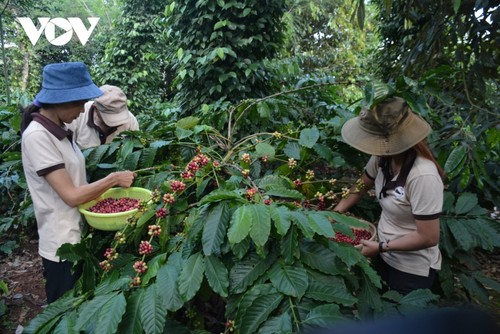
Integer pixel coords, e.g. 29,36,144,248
334,97,445,295
20,62,136,303
67,84,139,149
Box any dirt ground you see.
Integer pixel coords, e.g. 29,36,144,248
0,239,45,334
1,236,499,333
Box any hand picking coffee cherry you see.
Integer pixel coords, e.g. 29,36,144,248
88,197,140,213
334,229,372,246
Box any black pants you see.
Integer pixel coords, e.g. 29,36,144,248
374,255,436,295
42,257,82,304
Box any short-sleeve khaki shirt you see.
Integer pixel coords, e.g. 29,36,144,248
365,155,443,277
22,113,87,262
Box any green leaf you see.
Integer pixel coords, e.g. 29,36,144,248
313,143,335,162
137,208,156,227
75,293,118,331
300,241,341,275
330,242,363,268
269,205,292,236
228,204,253,244
328,212,370,229
200,190,244,205
307,212,335,238
53,314,77,334
357,280,383,314
123,150,141,171
230,253,275,294
454,192,478,215
266,188,304,200
444,145,466,174
205,255,229,297
280,226,299,264
95,293,127,334
283,142,301,160
156,261,184,312
176,116,200,129
258,313,292,334
298,126,320,148
268,263,308,298
140,284,168,334
118,290,144,334
202,202,230,255
175,127,193,139
305,278,356,306
23,296,77,334
453,0,461,13
179,252,205,301
400,289,439,307
249,204,271,247
255,142,275,158
458,274,490,304
236,284,283,334
357,261,382,288
289,211,315,239
303,304,344,326
446,218,475,250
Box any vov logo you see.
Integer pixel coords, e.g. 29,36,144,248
17,17,100,46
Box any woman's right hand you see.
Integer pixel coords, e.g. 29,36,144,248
112,171,136,188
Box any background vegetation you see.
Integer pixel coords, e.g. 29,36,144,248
0,0,498,333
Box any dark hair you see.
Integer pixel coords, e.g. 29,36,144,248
413,140,446,180
20,104,41,134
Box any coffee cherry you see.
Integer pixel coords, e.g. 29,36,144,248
88,197,140,213
138,240,153,255
333,229,372,246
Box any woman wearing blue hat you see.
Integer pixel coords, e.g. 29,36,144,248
20,62,136,304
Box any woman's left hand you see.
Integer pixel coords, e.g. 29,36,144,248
360,240,379,257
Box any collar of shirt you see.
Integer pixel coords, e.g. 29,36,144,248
32,112,73,142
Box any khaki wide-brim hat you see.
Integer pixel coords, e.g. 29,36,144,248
341,97,431,156
94,85,131,127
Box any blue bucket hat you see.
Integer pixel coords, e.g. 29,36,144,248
35,62,103,104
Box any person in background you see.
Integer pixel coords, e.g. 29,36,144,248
66,84,139,149
20,62,136,303
334,97,445,295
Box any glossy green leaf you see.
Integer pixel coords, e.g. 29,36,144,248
303,304,344,326
249,204,271,247
205,255,229,297
268,263,308,298
444,145,466,174
179,252,205,302
266,188,304,200
258,312,292,334
307,212,335,238
289,211,315,239
140,284,167,334
269,205,291,236
118,290,144,334
95,293,127,334
299,241,340,275
75,293,118,331
202,202,230,255
228,204,253,244
280,226,299,264
305,279,357,306
455,192,478,215
446,218,475,250
156,262,184,312
283,142,301,159
200,190,244,205
330,242,363,268
230,253,275,294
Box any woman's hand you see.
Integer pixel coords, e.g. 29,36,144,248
111,171,136,188
360,240,380,257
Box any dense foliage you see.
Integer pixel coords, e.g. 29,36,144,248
0,0,499,333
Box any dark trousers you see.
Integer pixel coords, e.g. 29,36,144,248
42,257,82,304
374,255,436,295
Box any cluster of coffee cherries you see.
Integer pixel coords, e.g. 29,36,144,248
88,197,140,213
180,153,211,180
334,229,372,246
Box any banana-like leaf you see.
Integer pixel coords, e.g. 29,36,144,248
95,293,127,334
202,202,230,255
140,283,168,334
179,252,205,301
228,204,253,244
249,204,271,247
205,255,229,297
268,263,308,298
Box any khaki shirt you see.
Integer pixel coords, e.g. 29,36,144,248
22,114,86,262
365,155,443,276
66,101,139,149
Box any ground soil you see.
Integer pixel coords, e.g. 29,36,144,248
1,235,499,334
